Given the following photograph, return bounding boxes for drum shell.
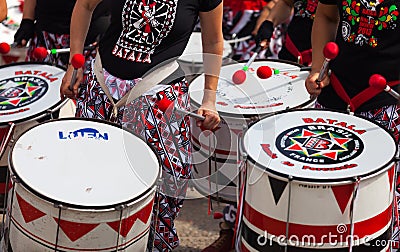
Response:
[6,179,156,251]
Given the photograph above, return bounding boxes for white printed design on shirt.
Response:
[113,0,178,63]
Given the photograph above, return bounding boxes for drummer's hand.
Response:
[305,71,331,97]
[13,19,34,47]
[197,101,220,130]
[60,65,83,100]
[253,20,273,51]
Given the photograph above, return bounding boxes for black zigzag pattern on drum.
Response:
[268,176,288,205]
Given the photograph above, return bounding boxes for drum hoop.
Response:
[0,62,67,127]
[8,117,162,210]
[242,107,399,183]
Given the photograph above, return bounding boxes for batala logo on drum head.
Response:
[0,76,48,110]
[276,125,364,164]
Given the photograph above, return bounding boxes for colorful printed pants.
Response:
[75,60,192,251]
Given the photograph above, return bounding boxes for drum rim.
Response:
[189,59,314,118]
[242,107,398,183]
[0,62,67,126]
[8,117,162,210]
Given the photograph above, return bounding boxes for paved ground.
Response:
[174,187,227,252]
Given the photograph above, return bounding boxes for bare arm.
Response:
[0,0,7,22]
[21,0,36,20]
[253,0,292,34]
[61,0,101,99]
[198,2,223,129]
[305,2,339,96]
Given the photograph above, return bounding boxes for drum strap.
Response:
[285,34,312,66]
[93,52,179,122]
[330,72,400,112]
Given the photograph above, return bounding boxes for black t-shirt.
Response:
[279,0,317,62]
[317,0,400,112]
[99,0,222,80]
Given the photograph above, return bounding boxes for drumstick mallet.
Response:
[369,74,400,99]
[33,43,98,60]
[157,97,205,120]
[316,42,339,84]
[0,42,11,54]
[69,54,85,91]
[231,20,274,84]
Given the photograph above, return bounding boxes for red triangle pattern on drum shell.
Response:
[53,218,99,242]
[331,184,353,214]
[16,193,46,223]
[107,199,154,237]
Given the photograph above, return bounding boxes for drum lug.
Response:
[10,175,20,183]
[115,204,127,211]
[53,203,68,210]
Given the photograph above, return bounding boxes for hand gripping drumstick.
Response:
[69,54,85,91]
[317,42,339,83]
[157,97,205,120]
[369,74,400,100]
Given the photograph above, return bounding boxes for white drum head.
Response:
[243,109,397,181]
[179,32,232,63]
[189,60,312,116]
[0,63,65,124]
[10,119,161,207]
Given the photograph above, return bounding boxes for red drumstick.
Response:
[317,42,339,83]
[157,97,205,120]
[33,43,98,60]
[369,74,400,100]
[232,46,264,84]
[69,54,85,90]
[0,42,11,54]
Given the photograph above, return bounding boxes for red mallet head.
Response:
[257,66,273,79]
[33,47,48,60]
[232,69,246,84]
[369,74,387,90]
[0,42,10,54]
[71,53,85,69]
[156,97,174,113]
[323,42,339,60]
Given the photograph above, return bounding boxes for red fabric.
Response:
[285,34,312,66]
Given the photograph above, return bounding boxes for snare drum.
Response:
[0,62,66,208]
[189,60,314,203]
[4,118,161,251]
[239,109,397,251]
[178,32,232,80]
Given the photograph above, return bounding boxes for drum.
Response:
[189,60,314,203]
[0,0,27,65]
[178,32,233,80]
[4,118,161,251]
[0,62,66,209]
[238,109,397,251]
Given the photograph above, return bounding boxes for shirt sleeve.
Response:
[318,0,336,5]
[199,0,222,12]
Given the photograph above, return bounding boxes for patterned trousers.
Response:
[75,60,192,251]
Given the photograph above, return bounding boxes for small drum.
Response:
[178,32,233,80]
[0,62,66,208]
[189,60,314,203]
[239,109,397,251]
[0,0,27,65]
[4,118,161,251]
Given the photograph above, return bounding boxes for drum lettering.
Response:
[14,71,58,82]
[302,118,366,135]
[302,163,357,171]
[261,144,277,159]
[0,107,29,116]
[112,45,152,63]
[59,128,109,140]
[299,184,320,188]
[289,153,324,163]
